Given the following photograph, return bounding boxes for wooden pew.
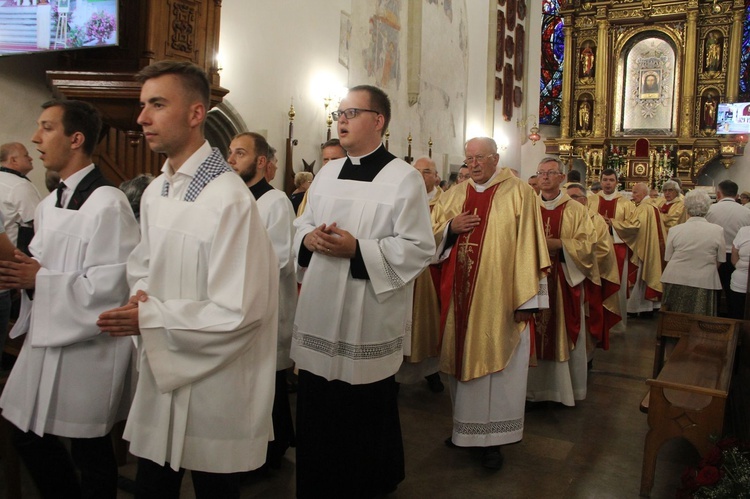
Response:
[639,311,740,497]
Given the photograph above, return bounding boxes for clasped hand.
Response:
[97,290,149,337]
[303,223,356,259]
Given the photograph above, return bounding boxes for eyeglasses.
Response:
[535,170,562,177]
[464,154,495,164]
[457,174,471,180]
[331,108,379,121]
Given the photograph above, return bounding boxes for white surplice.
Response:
[292,155,435,385]
[255,188,297,370]
[0,186,140,438]
[124,147,279,474]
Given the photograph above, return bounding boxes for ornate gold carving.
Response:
[721,144,737,155]
[653,4,686,15]
[170,2,196,54]
[609,9,643,20]
[575,16,597,28]
[694,147,719,170]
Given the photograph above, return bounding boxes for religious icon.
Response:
[639,71,660,100]
[578,101,591,131]
[703,94,717,130]
[704,31,723,73]
[579,42,595,78]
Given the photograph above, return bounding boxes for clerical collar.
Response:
[338,145,395,182]
[474,170,499,193]
[601,191,619,201]
[249,177,274,200]
[540,190,562,209]
[427,187,438,201]
[0,167,28,180]
[348,144,384,165]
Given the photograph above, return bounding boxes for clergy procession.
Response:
[0,60,740,498]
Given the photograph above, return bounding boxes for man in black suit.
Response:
[0,100,140,498]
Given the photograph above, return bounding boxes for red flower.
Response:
[695,465,721,486]
[700,446,722,466]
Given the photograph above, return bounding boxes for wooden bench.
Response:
[639,311,740,497]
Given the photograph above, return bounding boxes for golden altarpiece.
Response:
[544,0,747,189]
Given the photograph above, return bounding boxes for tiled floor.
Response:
[3,315,696,498]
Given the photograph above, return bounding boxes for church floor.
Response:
[2,315,695,498]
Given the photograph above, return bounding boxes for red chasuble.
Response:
[439,184,498,379]
[534,202,581,361]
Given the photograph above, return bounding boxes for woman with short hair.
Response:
[660,190,725,315]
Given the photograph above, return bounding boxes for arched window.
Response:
[740,0,750,100]
[539,0,564,125]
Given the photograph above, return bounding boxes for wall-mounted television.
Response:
[716,102,750,135]
[0,0,118,57]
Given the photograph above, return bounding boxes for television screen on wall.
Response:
[716,102,750,135]
[0,1,118,57]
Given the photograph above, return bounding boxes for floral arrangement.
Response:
[677,437,750,498]
[85,11,117,43]
[67,25,86,48]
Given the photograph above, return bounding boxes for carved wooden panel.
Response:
[503,63,513,121]
[495,76,502,100]
[506,0,516,31]
[167,0,199,59]
[515,26,524,81]
[496,10,505,72]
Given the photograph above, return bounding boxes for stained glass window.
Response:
[540,0,564,125]
[740,0,750,100]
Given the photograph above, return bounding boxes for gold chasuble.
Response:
[535,194,595,362]
[585,212,621,351]
[432,170,550,382]
[612,197,667,300]
[659,199,687,231]
[406,188,443,363]
[589,192,637,293]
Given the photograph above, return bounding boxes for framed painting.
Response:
[518,0,526,20]
[495,77,502,100]
[513,86,523,108]
[515,26,524,81]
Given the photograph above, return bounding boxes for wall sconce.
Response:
[517,115,541,145]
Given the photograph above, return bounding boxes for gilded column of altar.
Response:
[593,7,609,138]
[680,7,698,137]
[560,15,575,139]
[725,2,744,102]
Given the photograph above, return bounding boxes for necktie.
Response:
[55,182,67,208]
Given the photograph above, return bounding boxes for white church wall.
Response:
[0,53,57,196]
[220,0,476,185]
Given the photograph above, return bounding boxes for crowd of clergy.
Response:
[0,60,747,499]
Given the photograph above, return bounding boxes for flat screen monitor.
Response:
[0,0,118,57]
[716,102,750,135]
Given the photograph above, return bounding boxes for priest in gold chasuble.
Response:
[587,169,635,332]
[612,183,667,315]
[397,157,444,388]
[566,184,621,356]
[526,160,595,407]
[432,138,550,469]
[659,180,687,232]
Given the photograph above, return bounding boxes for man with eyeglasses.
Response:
[292,85,435,497]
[397,156,444,393]
[455,164,470,185]
[612,182,667,318]
[587,168,635,331]
[432,137,550,470]
[566,183,621,359]
[526,159,595,408]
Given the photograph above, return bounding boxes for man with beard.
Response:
[227,131,297,469]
